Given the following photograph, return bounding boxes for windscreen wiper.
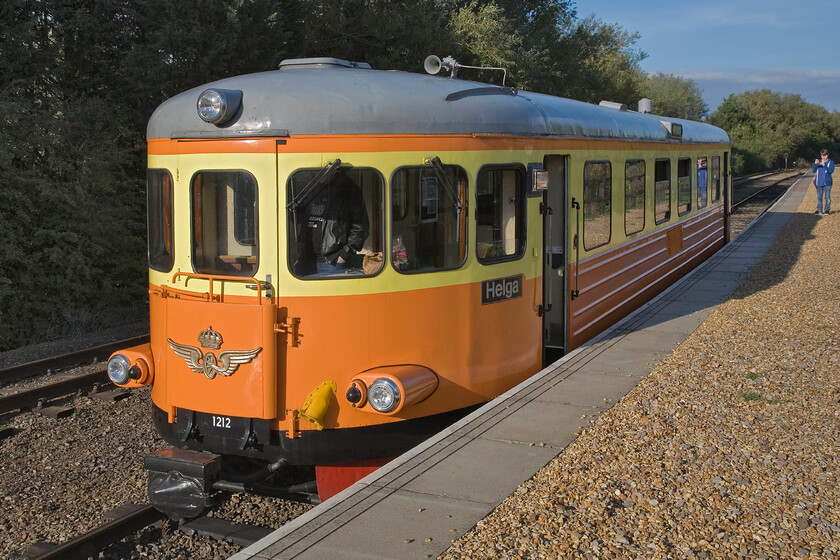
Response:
[425,156,464,213]
[287,158,342,212]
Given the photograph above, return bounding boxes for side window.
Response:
[583,161,611,250]
[655,159,671,225]
[391,164,467,273]
[476,166,525,263]
[711,155,721,202]
[624,159,645,236]
[148,169,174,272]
[678,158,691,215]
[697,156,708,209]
[287,167,383,278]
[191,171,258,277]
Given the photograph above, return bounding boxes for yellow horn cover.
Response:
[299,380,337,430]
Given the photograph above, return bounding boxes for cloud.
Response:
[666,68,840,112]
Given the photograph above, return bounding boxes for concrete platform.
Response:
[230,173,810,560]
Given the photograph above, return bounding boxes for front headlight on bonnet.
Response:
[196,88,242,125]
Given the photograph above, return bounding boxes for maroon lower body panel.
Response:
[568,207,725,350]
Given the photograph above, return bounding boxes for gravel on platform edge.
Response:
[440,187,840,559]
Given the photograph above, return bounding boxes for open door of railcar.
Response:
[541,154,568,366]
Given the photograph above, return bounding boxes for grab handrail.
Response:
[169,271,268,304]
[571,198,580,299]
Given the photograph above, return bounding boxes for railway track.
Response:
[730,168,804,237]
[0,334,149,384]
[24,503,282,560]
[0,334,149,419]
[1,168,807,559]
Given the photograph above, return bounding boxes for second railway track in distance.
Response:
[731,168,804,237]
[0,335,150,419]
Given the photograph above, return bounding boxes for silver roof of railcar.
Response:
[147,59,730,145]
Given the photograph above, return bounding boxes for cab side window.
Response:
[191,170,258,277]
[148,169,174,272]
[476,166,525,263]
[391,164,467,272]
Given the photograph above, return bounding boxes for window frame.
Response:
[475,164,527,265]
[654,158,672,225]
[624,159,646,236]
[697,155,708,209]
[582,160,612,251]
[390,163,469,274]
[147,169,175,273]
[711,155,721,203]
[285,165,385,280]
[189,169,260,277]
[677,157,692,216]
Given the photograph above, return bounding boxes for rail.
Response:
[26,504,166,560]
[0,334,149,384]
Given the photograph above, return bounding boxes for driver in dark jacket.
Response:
[296,171,369,275]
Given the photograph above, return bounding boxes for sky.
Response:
[577,0,840,113]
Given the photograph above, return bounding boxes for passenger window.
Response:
[624,160,645,236]
[391,163,467,273]
[678,158,691,215]
[697,156,708,209]
[583,161,611,250]
[655,159,671,224]
[191,171,258,277]
[476,166,525,263]
[711,156,721,202]
[148,169,174,272]
[287,167,383,278]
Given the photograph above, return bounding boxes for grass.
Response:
[746,372,759,380]
[741,391,785,404]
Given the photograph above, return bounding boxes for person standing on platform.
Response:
[813,149,834,215]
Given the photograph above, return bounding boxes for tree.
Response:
[709,90,840,173]
[641,73,708,120]
[0,0,663,350]
[448,2,647,103]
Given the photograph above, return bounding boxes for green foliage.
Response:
[641,73,708,120]
[0,0,681,351]
[709,90,840,174]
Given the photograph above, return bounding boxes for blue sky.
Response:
[577,0,839,113]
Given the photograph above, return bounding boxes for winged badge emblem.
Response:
[167,337,262,380]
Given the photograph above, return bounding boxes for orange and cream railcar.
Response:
[107,57,730,515]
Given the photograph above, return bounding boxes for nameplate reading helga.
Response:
[481,274,524,305]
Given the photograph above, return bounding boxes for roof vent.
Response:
[598,100,628,111]
[638,98,653,114]
[279,57,372,70]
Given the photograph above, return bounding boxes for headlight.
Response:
[196,88,242,125]
[107,354,132,385]
[368,379,400,413]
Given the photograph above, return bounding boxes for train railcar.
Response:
[107,56,730,517]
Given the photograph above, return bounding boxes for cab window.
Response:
[287,167,383,278]
[191,170,258,276]
[655,159,671,224]
[148,169,174,272]
[583,161,611,250]
[391,164,467,272]
[476,166,525,263]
